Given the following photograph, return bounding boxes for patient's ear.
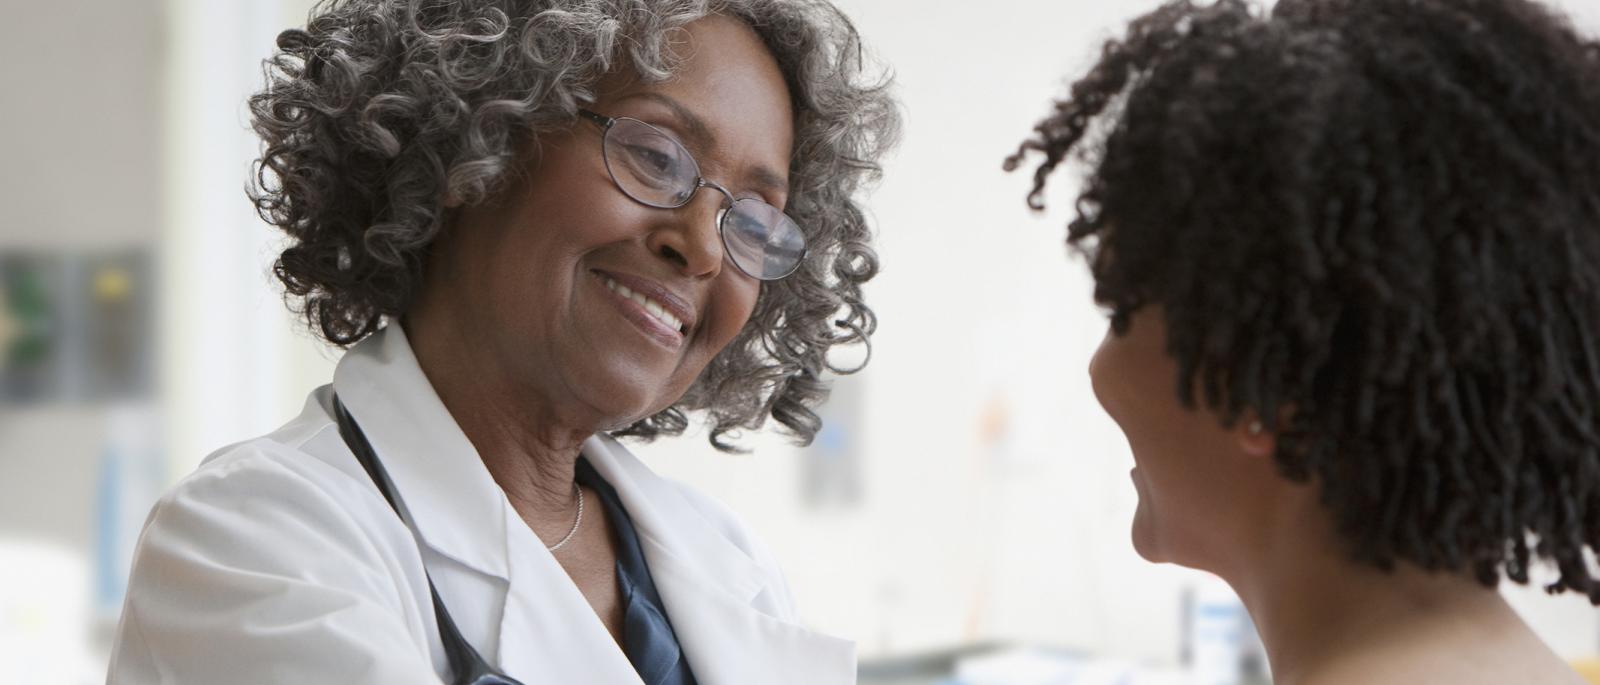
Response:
[1235,414,1276,459]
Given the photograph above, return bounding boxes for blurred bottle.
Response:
[93,402,165,618]
[1183,574,1270,685]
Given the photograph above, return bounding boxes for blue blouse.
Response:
[575,457,698,685]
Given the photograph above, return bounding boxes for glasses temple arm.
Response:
[576,109,612,128]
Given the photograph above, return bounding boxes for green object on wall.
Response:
[3,261,54,368]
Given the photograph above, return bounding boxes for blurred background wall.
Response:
[2,0,1598,683]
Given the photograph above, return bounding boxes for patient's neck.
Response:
[1243,551,1510,684]
[1219,506,1574,685]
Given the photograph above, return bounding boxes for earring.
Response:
[1247,420,1264,436]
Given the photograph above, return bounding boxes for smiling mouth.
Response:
[598,274,687,334]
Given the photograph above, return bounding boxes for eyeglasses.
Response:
[578,109,807,281]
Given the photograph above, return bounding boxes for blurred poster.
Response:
[0,253,64,402]
[0,249,153,404]
[80,251,154,401]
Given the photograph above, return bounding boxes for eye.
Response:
[625,142,678,176]
[611,124,695,193]
[623,143,688,189]
[729,211,768,242]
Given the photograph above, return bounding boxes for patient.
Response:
[1006,0,1599,683]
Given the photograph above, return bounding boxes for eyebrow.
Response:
[623,92,791,195]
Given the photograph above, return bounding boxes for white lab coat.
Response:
[108,324,854,684]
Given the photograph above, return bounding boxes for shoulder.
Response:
[134,385,420,592]
[112,402,439,683]
[179,387,391,527]
[1297,628,1586,685]
[169,394,386,533]
[140,431,412,584]
[663,473,803,620]
[659,476,777,563]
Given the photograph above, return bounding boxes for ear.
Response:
[1235,414,1276,459]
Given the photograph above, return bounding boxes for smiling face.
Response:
[410,15,793,431]
[1088,306,1286,571]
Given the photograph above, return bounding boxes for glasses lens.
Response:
[603,119,699,208]
[721,200,806,280]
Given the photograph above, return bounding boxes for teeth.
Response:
[603,277,684,333]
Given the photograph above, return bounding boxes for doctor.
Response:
[108,0,898,682]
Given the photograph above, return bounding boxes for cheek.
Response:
[655,277,758,412]
[701,277,761,349]
[1088,336,1138,433]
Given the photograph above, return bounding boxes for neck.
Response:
[1221,503,1538,685]
[401,302,594,533]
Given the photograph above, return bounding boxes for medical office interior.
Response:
[4,0,1600,683]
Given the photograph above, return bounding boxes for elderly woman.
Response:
[1009,0,1597,683]
[108,1,896,683]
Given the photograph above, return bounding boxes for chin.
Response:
[588,400,664,433]
[596,408,664,433]
[583,386,681,433]
[565,363,682,425]
[1129,506,1168,563]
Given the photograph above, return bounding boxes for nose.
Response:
[646,181,730,279]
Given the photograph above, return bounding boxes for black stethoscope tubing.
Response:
[332,395,525,685]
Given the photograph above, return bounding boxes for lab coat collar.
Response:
[584,437,858,685]
[331,324,511,580]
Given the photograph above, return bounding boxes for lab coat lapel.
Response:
[332,325,509,581]
[495,499,645,684]
[583,438,857,685]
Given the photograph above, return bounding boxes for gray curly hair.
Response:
[248,0,898,450]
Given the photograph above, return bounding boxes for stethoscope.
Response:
[332,395,526,685]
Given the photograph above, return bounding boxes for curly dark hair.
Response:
[248,0,899,450]
[1007,0,1600,602]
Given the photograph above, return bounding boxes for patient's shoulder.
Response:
[1298,634,1584,685]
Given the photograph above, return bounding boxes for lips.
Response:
[592,269,697,343]
[602,275,684,332]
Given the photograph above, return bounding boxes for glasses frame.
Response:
[578,108,807,281]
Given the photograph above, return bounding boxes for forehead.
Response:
[594,15,795,187]
[1093,306,1175,391]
